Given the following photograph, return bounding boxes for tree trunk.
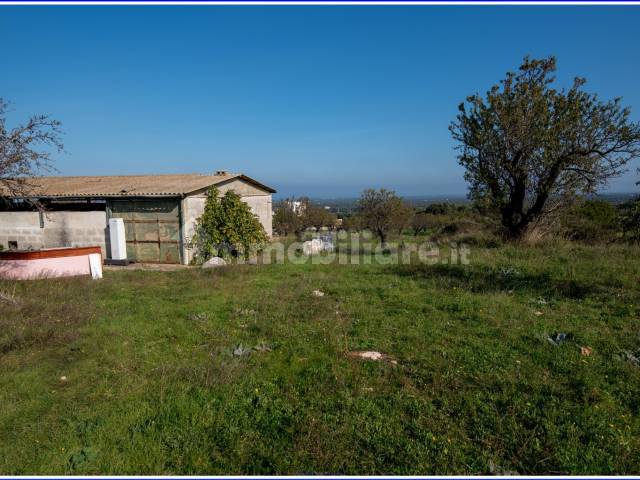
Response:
[504,222,530,241]
[378,229,387,246]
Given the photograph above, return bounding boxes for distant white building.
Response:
[288,200,306,214]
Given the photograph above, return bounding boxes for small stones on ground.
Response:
[622,350,639,366]
[357,351,382,360]
[312,290,325,297]
[231,342,274,356]
[235,307,255,316]
[0,289,19,306]
[201,257,226,268]
[232,344,252,357]
[499,267,521,277]
[580,346,593,356]
[253,342,272,352]
[547,332,571,346]
[531,297,549,305]
[347,350,397,365]
[187,312,210,321]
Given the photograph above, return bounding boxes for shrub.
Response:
[619,195,640,243]
[273,200,303,237]
[190,187,268,263]
[410,212,430,236]
[342,213,364,232]
[563,199,619,243]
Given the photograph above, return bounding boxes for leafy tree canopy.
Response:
[273,198,304,236]
[273,197,337,237]
[358,188,409,244]
[450,56,640,241]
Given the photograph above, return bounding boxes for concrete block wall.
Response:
[0,212,42,250]
[0,211,108,255]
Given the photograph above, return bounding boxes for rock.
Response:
[303,239,324,256]
[202,257,226,268]
[347,350,398,365]
[253,342,272,352]
[357,351,383,360]
[312,290,325,297]
[232,344,251,357]
[547,332,572,346]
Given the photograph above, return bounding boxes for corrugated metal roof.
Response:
[1,173,276,197]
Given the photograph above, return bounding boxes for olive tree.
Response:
[358,188,408,244]
[450,56,640,241]
[0,98,63,202]
[273,198,303,236]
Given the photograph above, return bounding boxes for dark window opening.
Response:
[0,198,107,212]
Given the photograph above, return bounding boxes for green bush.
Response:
[190,187,268,263]
[563,199,620,243]
[619,196,640,243]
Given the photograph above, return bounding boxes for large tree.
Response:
[0,98,63,201]
[450,56,640,241]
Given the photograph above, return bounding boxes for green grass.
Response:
[1,242,639,474]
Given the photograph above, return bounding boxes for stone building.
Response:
[0,172,275,264]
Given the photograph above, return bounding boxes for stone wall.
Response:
[0,211,108,255]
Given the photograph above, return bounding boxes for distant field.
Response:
[1,241,639,474]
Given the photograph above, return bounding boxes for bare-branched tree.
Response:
[0,98,63,203]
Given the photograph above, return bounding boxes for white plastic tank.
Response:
[108,218,127,261]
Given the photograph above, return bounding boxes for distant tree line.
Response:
[273,197,338,237]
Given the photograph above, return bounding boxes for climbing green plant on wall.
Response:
[190,187,268,263]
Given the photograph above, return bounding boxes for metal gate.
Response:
[108,199,182,264]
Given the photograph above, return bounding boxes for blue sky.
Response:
[1,6,640,198]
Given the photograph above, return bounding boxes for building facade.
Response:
[0,173,275,264]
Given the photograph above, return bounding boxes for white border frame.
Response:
[2,1,640,5]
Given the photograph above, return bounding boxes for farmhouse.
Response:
[0,172,275,264]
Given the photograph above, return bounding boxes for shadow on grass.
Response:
[388,263,596,300]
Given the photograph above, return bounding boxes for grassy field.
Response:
[1,241,639,474]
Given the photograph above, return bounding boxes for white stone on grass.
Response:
[202,257,226,268]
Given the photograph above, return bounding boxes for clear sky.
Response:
[2,6,640,198]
